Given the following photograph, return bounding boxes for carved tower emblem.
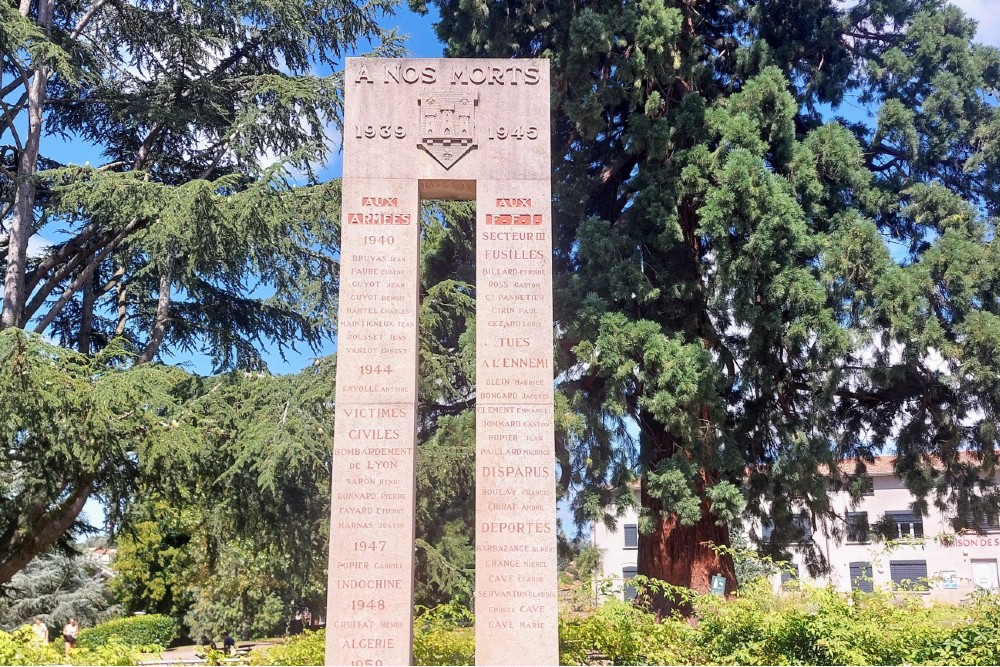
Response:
[417,92,478,169]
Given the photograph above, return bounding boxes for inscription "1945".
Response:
[487,126,538,140]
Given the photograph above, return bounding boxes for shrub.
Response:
[0,627,65,666]
[0,626,145,666]
[249,631,324,666]
[78,614,176,649]
[413,601,474,666]
[560,598,704,666]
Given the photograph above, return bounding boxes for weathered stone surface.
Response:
[326,178,419,666]
[344,59,550,181]
[475,178,557,665]
[328,58,556,666]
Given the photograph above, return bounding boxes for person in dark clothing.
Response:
[222,632,235,655]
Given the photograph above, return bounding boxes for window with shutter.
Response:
[849,561,874,593]
[960,510,1000,533]
[792,513,813,542]
[622,566,638,601]
[623,524,638,549]
[890,560,928,590]
[761,513,812,543]
[847,512,870,543]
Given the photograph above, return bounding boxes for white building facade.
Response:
[592,458,1000,603]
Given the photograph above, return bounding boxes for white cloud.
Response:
[951,0,1000,47]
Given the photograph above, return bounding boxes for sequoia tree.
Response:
[418,0,1000,612]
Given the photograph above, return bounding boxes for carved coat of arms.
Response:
[417,92,478,169]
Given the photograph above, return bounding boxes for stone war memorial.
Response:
[325,59,557,665]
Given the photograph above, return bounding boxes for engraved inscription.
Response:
[352,63,541,87]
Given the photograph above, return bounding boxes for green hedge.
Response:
[0,626,145,666]
[78,614,177,649]
[220,583,1000,665]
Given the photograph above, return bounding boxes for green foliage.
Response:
[412,602,475,666]
[0,552,120,632]
[110,501,197,624]
[223,585,1000,666]
[0,330,193,585]
[77,614,176,649]
[182,539,288,641]
[420,0,1000,600]
[560,598,704,665]
[248,631,325,666]
[0,627,66,666]
[0,626,146,666]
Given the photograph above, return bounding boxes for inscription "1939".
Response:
[355,124,406,139]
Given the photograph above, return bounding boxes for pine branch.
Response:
[24,217,144,325]
[138,253,174,364]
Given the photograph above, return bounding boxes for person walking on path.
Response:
[62,618,79,657]
[31,617,48,645]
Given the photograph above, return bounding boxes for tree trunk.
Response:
[78,270,96,353]
[240,589,251,640]
[637,483,737,618]
[138,254,173,363]
[1,0,54,330]
[637,413,737,618]
[0,474,96,586]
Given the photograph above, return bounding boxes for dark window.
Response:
[792,513,813,542]
[780,565,799,588]
[890,560,928,590]
[885,511,924,539]
[861,476,875,496]
[850,562,874,593]
[961,511,1000,533]
[622,566,638,601]
[761,513,812,543]
[623,524,638,549]
[847,512,870,543]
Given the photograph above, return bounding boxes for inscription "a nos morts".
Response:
[354,64,541,86]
